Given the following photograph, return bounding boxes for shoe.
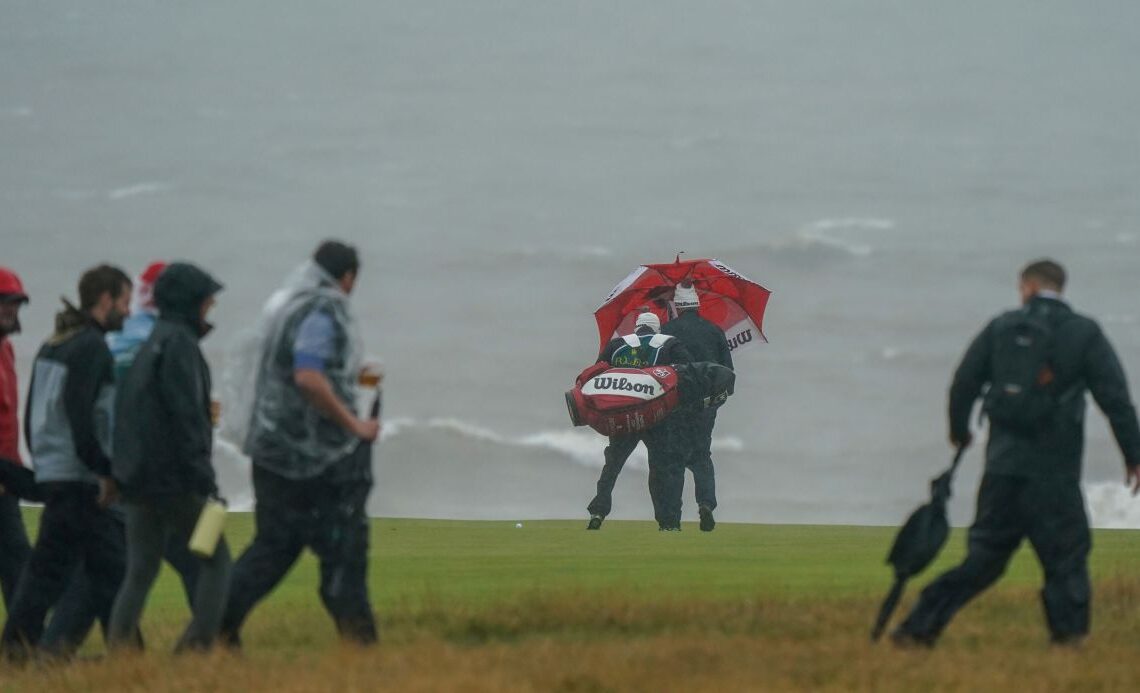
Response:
[698,506,716,532]
[1051,634,1085,649]
[587,515,603,530]
[658,525,681,532]
[890,630,935,649]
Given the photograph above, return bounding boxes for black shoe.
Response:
[587,515,603,530]
[658,525,681,532]
[698,506,716,532]
[890,630,935,649]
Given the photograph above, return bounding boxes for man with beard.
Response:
[1,265,131,661]
[0,268,32,609]
[221,240,380,646]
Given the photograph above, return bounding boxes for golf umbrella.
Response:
[870,446,967,641]
[594,257,771,355]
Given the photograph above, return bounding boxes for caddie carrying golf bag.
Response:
[566,362,734,437]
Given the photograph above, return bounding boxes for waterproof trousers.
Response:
[896,473,1091,643]
[586,435,640,518]
[1,483,126,661]
[0,493,30,608]
[108,495,231,652]
[677,409,718,512]
[221,450,377,645]
[645,424,685,529]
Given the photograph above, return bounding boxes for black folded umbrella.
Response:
[870,446,966,641]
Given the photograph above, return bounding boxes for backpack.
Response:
[982,312,1058,431]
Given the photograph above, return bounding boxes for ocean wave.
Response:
[1085,481,1140,529]
[795,218,898,258]
[108,182,173,201]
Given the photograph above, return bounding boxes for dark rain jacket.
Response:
[950,295,1140,479]
[112,263,222,500]
[661,310,734,370]
[598,326,693,368]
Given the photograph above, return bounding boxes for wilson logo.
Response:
[581,372,661,401]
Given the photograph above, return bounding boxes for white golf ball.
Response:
[515,522,523,528]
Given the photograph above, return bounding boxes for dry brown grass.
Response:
[2,577,1138,692]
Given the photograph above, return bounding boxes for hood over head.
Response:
[154,262,223,337]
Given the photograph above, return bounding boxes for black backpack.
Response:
[983,311,1058,431]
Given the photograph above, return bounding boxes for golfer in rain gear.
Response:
[586,311,692,530]
[661,282,733,531]
[893,259,1140,647]
[108,262,230,652]
[221,240,379,646]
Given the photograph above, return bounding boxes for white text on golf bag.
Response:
[582,372,662,401]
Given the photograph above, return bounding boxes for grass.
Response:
[2,512,1139,691]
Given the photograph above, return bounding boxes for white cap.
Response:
[634,312,661,332]
[673,283,700,310]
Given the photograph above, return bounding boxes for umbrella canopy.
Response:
[870,447,966,641]
[594,257,771,355]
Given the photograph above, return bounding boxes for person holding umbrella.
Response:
[593,258,767,531]
[661,282,733,532]
[892,259,1140,648]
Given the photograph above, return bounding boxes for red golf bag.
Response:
[565,363,681,437]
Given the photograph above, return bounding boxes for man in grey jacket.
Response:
[1,265,131,661]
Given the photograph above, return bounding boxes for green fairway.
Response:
[3,511,1139,691]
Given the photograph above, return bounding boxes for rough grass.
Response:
[1,515,1138,691]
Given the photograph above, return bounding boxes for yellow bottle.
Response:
[188,498,227,558]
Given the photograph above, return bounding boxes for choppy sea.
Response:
[3,1,1139,526]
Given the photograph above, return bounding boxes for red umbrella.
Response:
[595,257,771,355]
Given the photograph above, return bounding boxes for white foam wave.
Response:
[382,417,746,472]
[1115,232,1137,245]
[108,182,172,200]
[795,218,898,258]
[1085,481,1140,529]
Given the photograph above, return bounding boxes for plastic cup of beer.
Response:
[210,400,221,427]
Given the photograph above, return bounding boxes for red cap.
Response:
[0,267,28,303]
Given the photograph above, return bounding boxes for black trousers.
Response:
[39,536,199,656]
[1,483,127,660]
[644,424,685,529]
[0,493,30,609]
[221,448,376,644]
[897,473,1091,643]
[677,409,718,512]
[586,435,640,518]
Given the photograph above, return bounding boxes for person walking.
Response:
[892,259,1140,647]
[0,265,132,661]
[661,282,733,531]
[40,259,204,656]
[107,262,230,653]
[0,268,32,609]
[586,311,692,530]
[220,240,380,646]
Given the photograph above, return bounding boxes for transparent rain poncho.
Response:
[220,260,363,477]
